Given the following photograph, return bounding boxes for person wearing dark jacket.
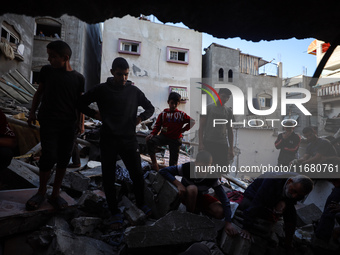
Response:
[239,173,313,251]
[78,57,154,229]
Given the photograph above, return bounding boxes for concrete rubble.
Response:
[0,116,340,254]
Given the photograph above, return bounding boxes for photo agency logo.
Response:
[196,82,312,128]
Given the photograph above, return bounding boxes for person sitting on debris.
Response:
[26,40,85,211]
[159,150,239,236]
[290,126,337,166]
[77,57,154,229]
[274,121,301,166]
[238,173,314,251]
[146,92,195,171]
[0,109,16,171]
[314,157,340,244]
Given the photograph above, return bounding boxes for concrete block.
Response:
[121,196,146,226]
[124,211,217,248]
[71,217,102,235]
[61,171,91,192]
[46,229,117,255]
[155,180,180,217]
[296,203,323,227]
[219,223,251,255]
[0,188,76,237]
[303,180,334,211]
[150,172,165,193]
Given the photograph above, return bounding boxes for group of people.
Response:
[0,39,337,251]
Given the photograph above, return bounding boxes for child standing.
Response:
[146,92,195,171]
[26,40,85,210]
[78,57,154,229]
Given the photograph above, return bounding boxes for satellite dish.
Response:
[17,44,24,55]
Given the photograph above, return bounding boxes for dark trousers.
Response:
[315,186,340,241]
[147,134,182,166]
[100,131,145,214]
[203,140,229,167]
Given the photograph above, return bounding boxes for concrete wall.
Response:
[101,15,202,117]
[32,15,101,89]
[0,14,35,80]
[233,128,280,178]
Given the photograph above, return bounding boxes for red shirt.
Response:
[151,108,194,139]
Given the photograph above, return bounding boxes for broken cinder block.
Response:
[124,211,217,248]
[219,223,251,255]
[296,203,322,227]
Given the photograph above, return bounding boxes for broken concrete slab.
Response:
[5,159,39,188]
[124,210,217,248]
[57,171,91,193]
[144,173,180,219]
[0,188,76,237]
[71,217,102,235]
[121,196,146,226]
[303,180,334,211]
[43,228,117,255]
[296,203,323,227]
[219,223,251,255]
[79,166,102,178]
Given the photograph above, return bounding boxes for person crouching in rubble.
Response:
[159,150,239,236]
[77,57,155,229]
[26,40,85,210]
[238,173,314,252]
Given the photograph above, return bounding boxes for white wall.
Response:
[101,15,202,120]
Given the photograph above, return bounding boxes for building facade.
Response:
[101,15,202,123]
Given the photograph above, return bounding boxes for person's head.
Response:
[284,175,314,200]
[302,126,317,143]
[46,40,72,69]
[168,92,181,111]
[110,57,129,86]
[219,88,231,105]
[195,150,213,166]
[283,121,295,133]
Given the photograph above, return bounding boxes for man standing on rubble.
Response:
[238,173,314,252]
[26,40,85,210]
[78,57,154,229]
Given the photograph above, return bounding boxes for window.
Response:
[35,18,62,39]
[219,68,224,81]
[118,38,141,55]
[167,46,189,64]
[1,22,20,44]
[228,69,233,82]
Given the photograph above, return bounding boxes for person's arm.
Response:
[146,113,162,141]
[138,90,155,122]
[27,82,45,127]
[181,113,195,133]
[77,88,99,120]
[274,133,284,149]
[282,202,297,249]
[213,185,239,236]
[227,124,234,160]
[198,115,207,151]
[301,153,322,165]
[159,165,186,197]
[283,134,300,154]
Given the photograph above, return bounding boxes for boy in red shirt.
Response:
[146,92,195,171]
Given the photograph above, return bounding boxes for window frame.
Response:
[166,46,189,64]
[118,38,141,55]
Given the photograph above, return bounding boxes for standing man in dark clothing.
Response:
[26,40,85,211]
[199,88,234,168]
[275,121,301,166]
[78,57,154,229]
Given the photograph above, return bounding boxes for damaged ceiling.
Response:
[2,1,340,43]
